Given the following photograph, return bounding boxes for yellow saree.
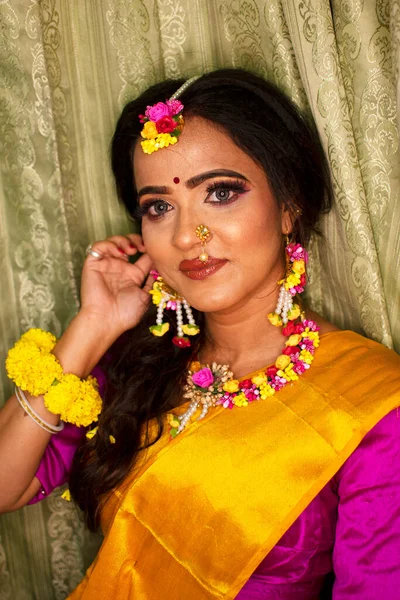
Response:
[69,331,400,599]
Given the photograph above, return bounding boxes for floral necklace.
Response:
[168,317,320,438]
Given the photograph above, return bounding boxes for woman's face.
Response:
[133,117,291,314]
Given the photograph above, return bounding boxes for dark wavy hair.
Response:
[69,68,332,530]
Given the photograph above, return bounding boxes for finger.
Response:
[142,272,154,294]
[125,233,146,253]
[86,240,129,261]
[130,253,153,286]
[104,234,145,256]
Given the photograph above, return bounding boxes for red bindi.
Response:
[173,177,180,184]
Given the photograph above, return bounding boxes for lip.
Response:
[179,257,228,280]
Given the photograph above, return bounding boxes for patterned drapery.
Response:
[1,1,399,597]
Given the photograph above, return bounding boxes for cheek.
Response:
[141,222,169,261]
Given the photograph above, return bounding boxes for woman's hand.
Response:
[80,233,153,337]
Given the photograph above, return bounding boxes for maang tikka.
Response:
[268,236,308,327]
[149,270,200,348]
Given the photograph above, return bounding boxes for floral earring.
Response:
[149,270,200,347]
[268,237,308,327]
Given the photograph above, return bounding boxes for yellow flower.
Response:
[285,273,301,290]
[292,260,305,274]
[86,426,98,439]
[233,393,248,407]
[283,366,298,381]
[141,121,158,139]
[21,329,57,352]
[286,334,302,347]
[61,489,71,502]
[275,354,291,370]
[189,361,201,373]
[167,413,180,429]
[305,331,319,343]
[109,435,116,444]
[223,379,240,393]
[44,374,102,427]
[141,139,157,154]
[259,383,275,399]
[149,323,170,337]
[182,324,200,336]
[287,304,301,321]
[251,372,267,386]
[299,349,314,365]
[6,343,63,397]
[141,134,178,154]
[267,312,283,327]
[149,283,163,305]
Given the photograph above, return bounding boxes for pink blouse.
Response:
[29,371,400,598]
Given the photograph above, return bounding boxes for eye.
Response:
[134,199,172,220]
[214,188,231,201]
[148,200,170,217]
[205,179,248,205]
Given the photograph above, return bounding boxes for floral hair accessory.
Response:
[139,76,200,155]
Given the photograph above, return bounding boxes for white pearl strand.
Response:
[182,299,196,327]
[176,301,184,338]
[156,299,165,326]
[275,285,293,324]
[169,75,200,100]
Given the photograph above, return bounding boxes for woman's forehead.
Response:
[133,116,263,188]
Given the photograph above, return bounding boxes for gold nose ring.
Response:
[195,224,211,263]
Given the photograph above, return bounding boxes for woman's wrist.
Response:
[53,310,121,378]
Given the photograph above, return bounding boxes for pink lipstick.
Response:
[179,257,227,280]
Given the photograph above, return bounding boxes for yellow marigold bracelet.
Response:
[6,329,102,427]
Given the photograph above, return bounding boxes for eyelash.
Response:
[134,179,248,221]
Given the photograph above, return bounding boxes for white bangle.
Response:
[15,386,64,435]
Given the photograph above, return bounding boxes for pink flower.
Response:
[145,102,170,122]
[300,338,315,353]
[166,99,183,115]
[303,320,320,332]
[156,116,176,134]
[192,367,214,388]
[287,243,308,263]
[293,361,306,374]
[166,300,177,310]
[150,269,159,279]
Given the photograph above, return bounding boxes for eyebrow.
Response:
[136,169,249,201]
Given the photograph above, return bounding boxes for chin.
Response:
[183,289,242,314]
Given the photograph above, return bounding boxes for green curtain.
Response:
[0,0,399,597]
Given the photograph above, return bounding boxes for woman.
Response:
[0,69,399,599]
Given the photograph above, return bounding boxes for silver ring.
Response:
[85,244,103,259]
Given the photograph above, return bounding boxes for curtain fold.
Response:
[0,1,399,597]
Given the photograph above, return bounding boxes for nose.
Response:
[172,210,205,255]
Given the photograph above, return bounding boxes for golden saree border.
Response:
[69,331,400,599]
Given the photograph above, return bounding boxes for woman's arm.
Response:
[332,408,400,598]
[0,311,116,512]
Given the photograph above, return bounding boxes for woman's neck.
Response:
[200,292,287,378]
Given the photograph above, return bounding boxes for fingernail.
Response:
[118,248,127,255]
